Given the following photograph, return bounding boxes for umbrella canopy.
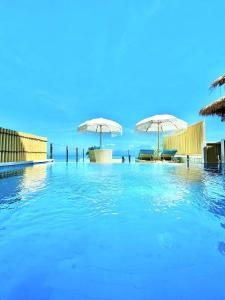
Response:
[135,114,187,156]
[135,114,187,132]
[199,96,225,121]
[77,117,122,147]
[210,74,225,89]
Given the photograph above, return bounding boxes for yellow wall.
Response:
[0,127,47,163]
[163,121,205,155]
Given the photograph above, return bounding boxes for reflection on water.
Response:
[21,164,47,193]
[0,163,225,299]
[204,163,225,175]
[0,168,25,179]
[166,164,225,220]
[0,163,225,217]
[0,163,225,223]
[201,165,225,219]
[173,165,204,183]
[218,241,225,255]
[0,164,47,208]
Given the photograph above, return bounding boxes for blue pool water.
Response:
[0,162,225,300]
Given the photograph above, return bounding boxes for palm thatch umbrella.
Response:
[210,74,225,89]
[199,96,225,121]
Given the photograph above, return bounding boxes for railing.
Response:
[0,127,47,163]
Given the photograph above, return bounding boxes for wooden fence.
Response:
[0,127,47,163]
[163,121,205,155]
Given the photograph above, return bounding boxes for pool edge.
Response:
[0,159,54,168]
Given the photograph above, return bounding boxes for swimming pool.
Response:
[0,162,225,300]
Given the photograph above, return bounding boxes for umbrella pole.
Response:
[100,125,102,148]
[157,123,160,159]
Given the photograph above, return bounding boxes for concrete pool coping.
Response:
[0,159,54,168]
[135,159,182,163]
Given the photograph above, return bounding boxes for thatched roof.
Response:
[210,74,225,89]
[199,96,225,117]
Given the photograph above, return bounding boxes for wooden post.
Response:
[66,146,68,162]
[128,149,131,163]
[83,148,85,162]
[0,128,3,163]
[157,123,160,159]
[187,155,190,168]
[12,131,15,162]
[15,132,18,162]
[2,129,6,162]
[76,147,78,162]
[19,133,23,162]
[100,125,102,148]
[50,143,53,159]
[5,129,9,162]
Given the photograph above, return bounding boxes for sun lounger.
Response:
[138,149,155,161]
[161,150,177,161]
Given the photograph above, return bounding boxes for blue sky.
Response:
[0,0,225,155]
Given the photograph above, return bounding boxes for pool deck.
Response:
[0,159,54,168]
[135,159,182,164]
[89,159,122,164]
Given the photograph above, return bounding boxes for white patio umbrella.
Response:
[135,114,187,157]
[77,117,122,148]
